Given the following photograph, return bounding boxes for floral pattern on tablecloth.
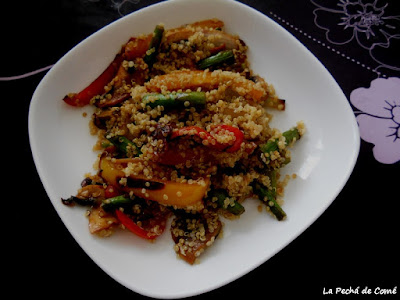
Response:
[351,77,400,164]
[311,0,400,164]
[311,0,400,74]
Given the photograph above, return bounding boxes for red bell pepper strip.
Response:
[170,126,225,151]
[63,53,124,107]
[171,126,209,140]
[213,125,244,153]
[115,209,159,240]
[170,125,244,152]
[63,34,153,107]
[104,184,121,199]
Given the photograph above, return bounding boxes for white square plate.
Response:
[29,0,360,298]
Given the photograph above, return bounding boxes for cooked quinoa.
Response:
[62,19,305,264]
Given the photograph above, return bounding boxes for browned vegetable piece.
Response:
[250,75,285,110]
[113,57,148,88]
[164,19,225,44]
[88,206,118,235]
[93,109,117,130]
[98,153,209,210]
[163,19,243,52]
[145,70,266,102]
[166,29,240,50]
[123,34,153,60]
[171,211,222,264]
[95,93,130,108]
[183,19,225,30]
[76,184,106,200]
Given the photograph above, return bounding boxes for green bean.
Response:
[252,171,286,221]
[142,92,206,108]
[283,128,301,145]
[208,189,245,216]
[107,135,141,157]
[197,50,234,69]
[259,127,301,154]
[144,24,164,68]
[101,195,133,212]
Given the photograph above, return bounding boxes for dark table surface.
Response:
[3,0,399,298]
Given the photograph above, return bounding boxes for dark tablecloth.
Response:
[3,0,398,298]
